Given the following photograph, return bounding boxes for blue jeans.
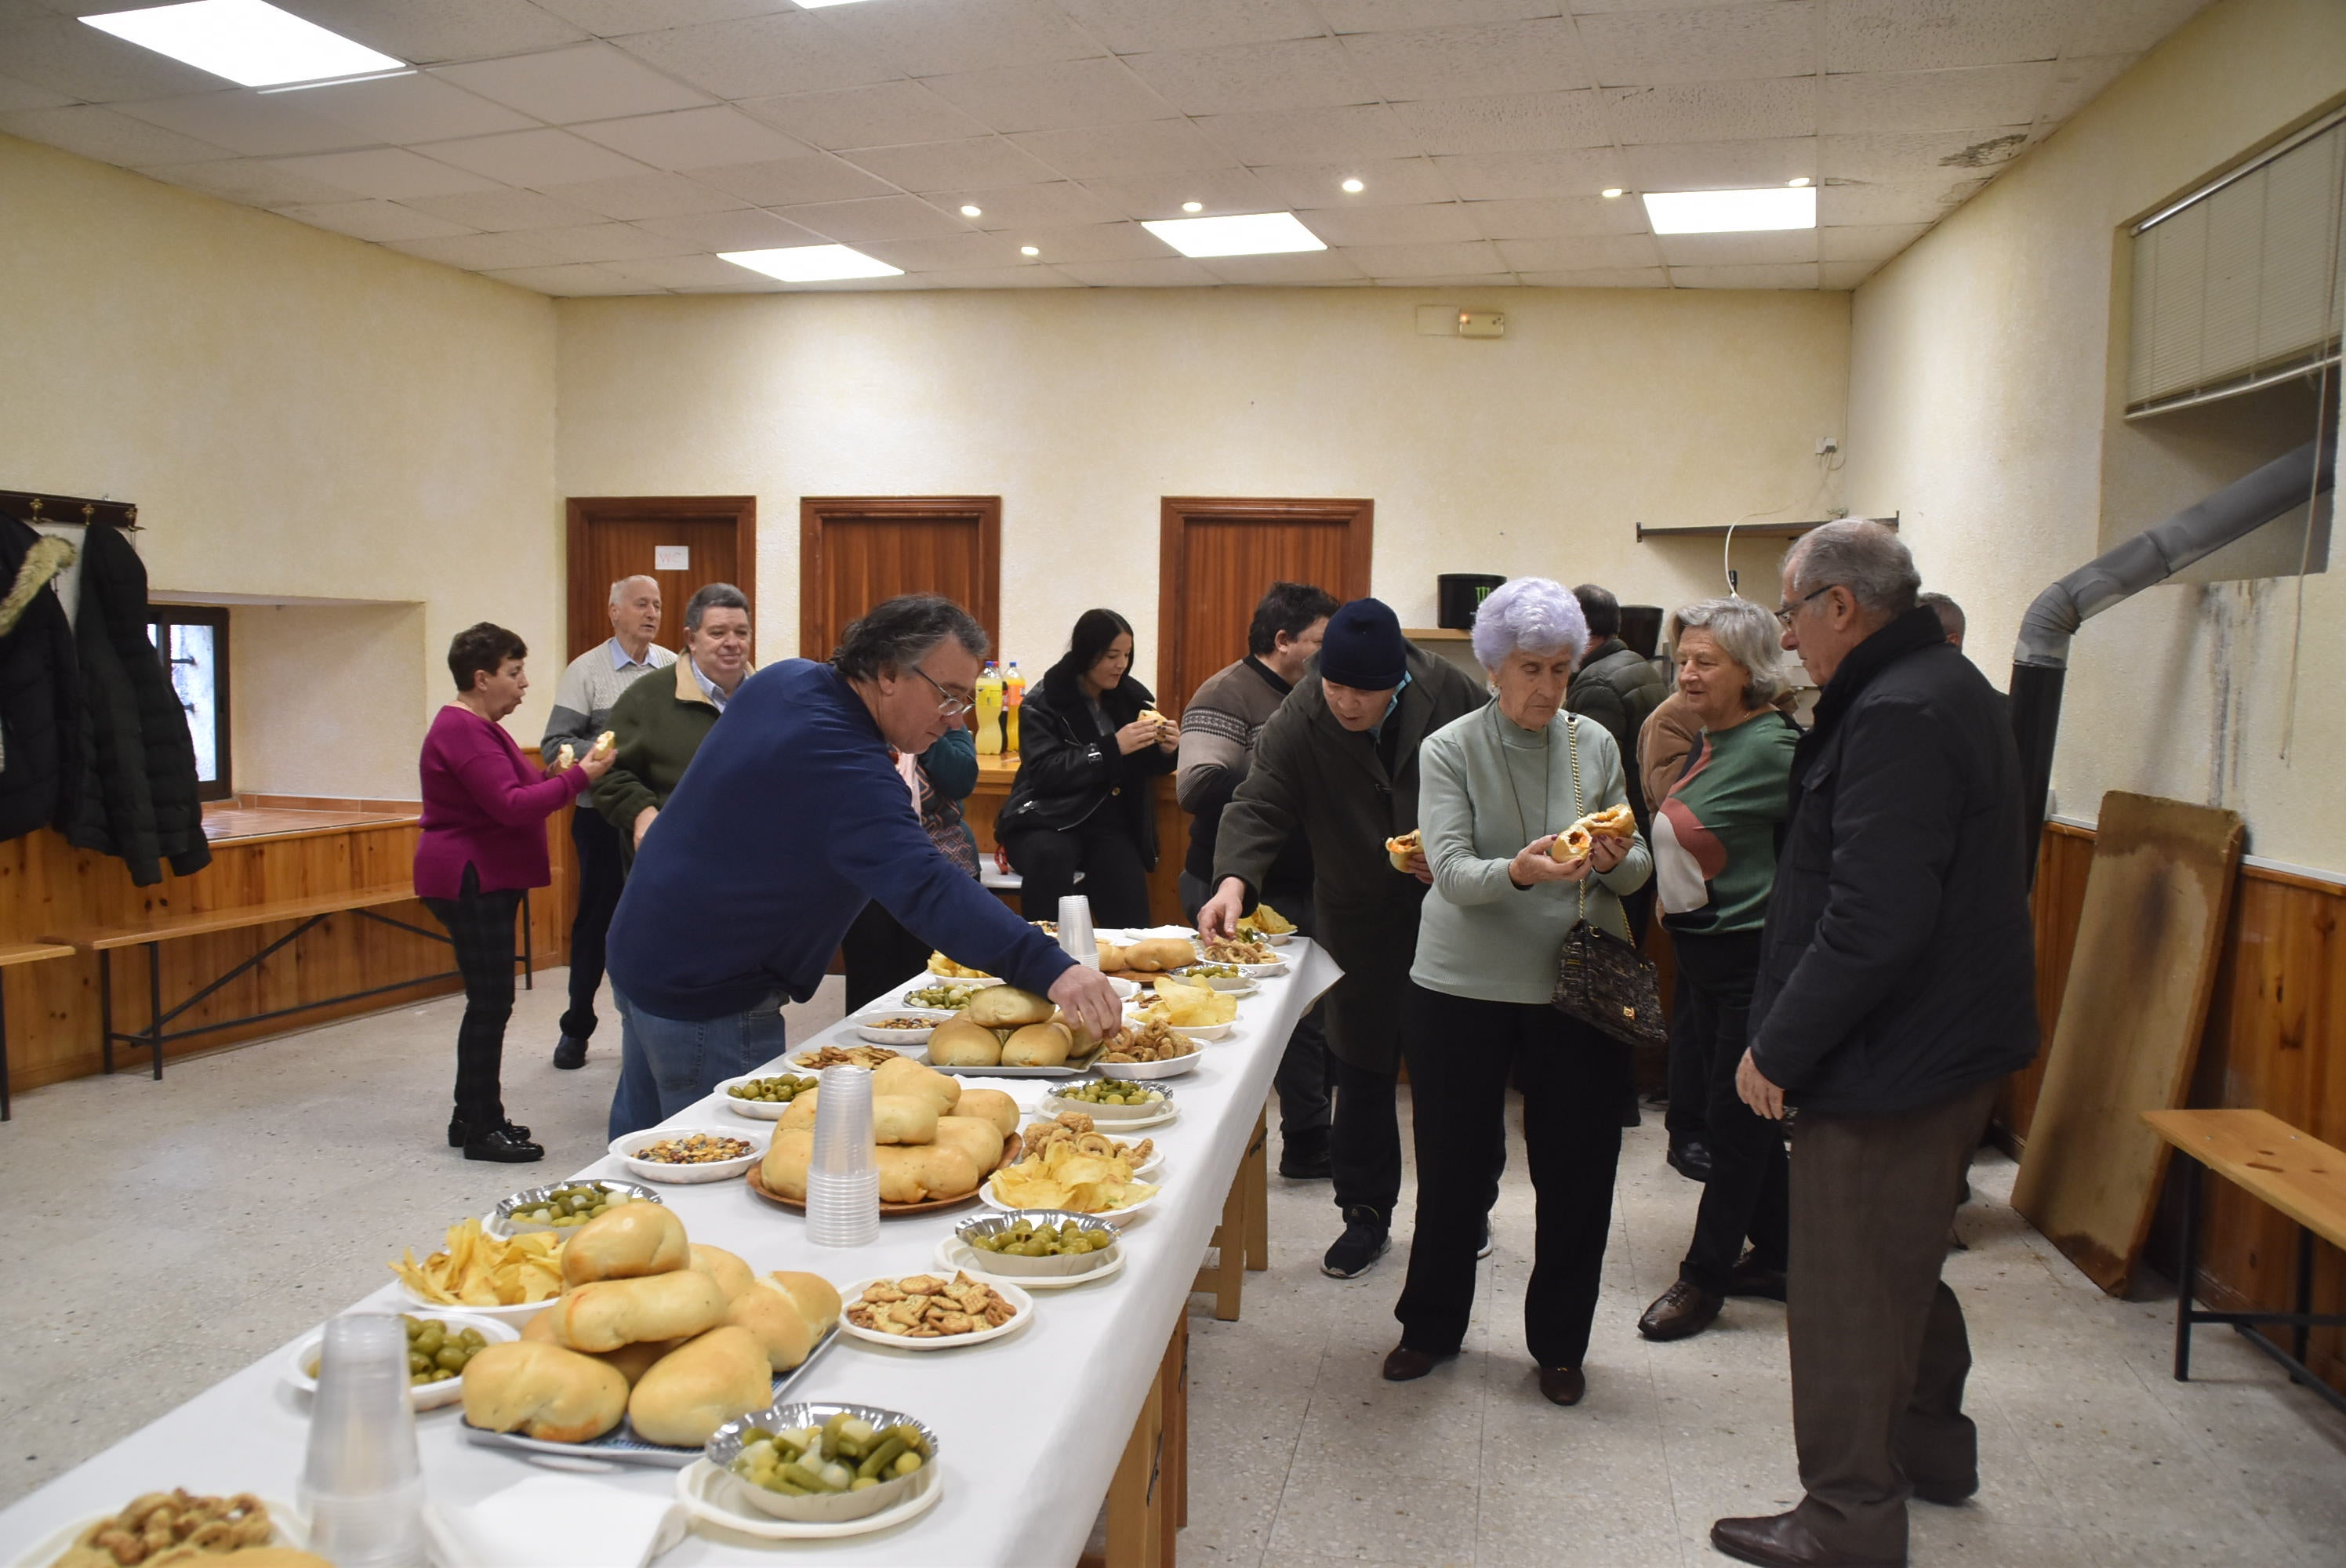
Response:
[608,987,784,1141]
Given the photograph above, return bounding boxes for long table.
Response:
[0,942,1339,1566]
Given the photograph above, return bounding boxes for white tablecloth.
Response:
[0,942,1340,1567]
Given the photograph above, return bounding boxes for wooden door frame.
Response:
[799,495,1003,659]
[565,495,757,662]
[1155,495,1374,706]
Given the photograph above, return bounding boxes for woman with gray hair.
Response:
[1383,575,1651,1407]
[1635,596,1803,1343]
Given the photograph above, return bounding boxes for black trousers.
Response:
[561,805,625,1041]
[422,866,522,1132]
[1004,820,1152,927]
[1182,872,1330,1148]
[1672,928,1789,1293]
[1663,964,1709,1142]
[1395,983,1628,1370]
[841,898,935,1014]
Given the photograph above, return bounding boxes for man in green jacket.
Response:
[594,583,752,868]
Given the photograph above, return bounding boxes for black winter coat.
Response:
[0,516,82,844]
[996,657,1176,867]
[1748,608,2037,1116]
[1568,637,1670,821]
[65,524,212,885]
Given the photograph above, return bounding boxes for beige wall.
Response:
[1842,0,2346,869]
[556,287,1851,682]
[0,134,560,798]
[227,601,429,801]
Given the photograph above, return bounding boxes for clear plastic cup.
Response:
[1058,895,1099,970]
[808,1064,879,1246]
[301,1314,425,1568]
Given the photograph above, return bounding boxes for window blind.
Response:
[2128,114,2346,417]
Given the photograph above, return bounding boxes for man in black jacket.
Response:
[1712,523,2037,1568]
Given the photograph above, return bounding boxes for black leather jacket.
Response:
[995,655,1176,866]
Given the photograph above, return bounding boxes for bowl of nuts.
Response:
[608,1127,768,1184]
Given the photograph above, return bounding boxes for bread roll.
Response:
[626,1325,772,1448]
[214,1553,336,1568]
[558,1200,688,1288]
[689,1243,755,1301]
[1000,1020,1072,1067]
[1118,938,1197,973]
[874,1142,981,1203]
[551,1269,728,1353]
[871,1092,941,1145]
[872,1054,961,1112]
[932,1113,1004,1176]
[723,1270,843,1372]
[953,1087,1019,1138]
[521,1308,676,1384]
[1097,938,1128,972]
[928,1017,1002,1066]
[460,1340,628,1444]
[966,985,1054,1028]
[776,1089,819,1131]
[762,1127,812,1200]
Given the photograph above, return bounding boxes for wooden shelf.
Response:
[1402,627,1473,641]
[1636,513,1898,542]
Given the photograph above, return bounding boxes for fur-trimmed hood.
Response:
[0,534,74,640]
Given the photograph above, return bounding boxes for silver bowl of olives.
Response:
[708,1402,940,1523]
[491,1179,662,1235]
[1042,1080,1174,1120]
[954,1210,1121,1278]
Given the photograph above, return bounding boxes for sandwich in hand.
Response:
[1385,829,1422,872]
[590,729,617,760]
[1551,804,1636,862]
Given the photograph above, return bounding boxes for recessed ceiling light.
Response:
[1182,201,1203,213]
[1641,186,1816,234]
[82,0,401,88]
[959,205,982,217]
[1020,245,1040,256]
[1142,211,1324,258]
[1600,187,1625,199]
[1340,177,1365,194]
[1788,176,1811,188]
[718,245,902,283]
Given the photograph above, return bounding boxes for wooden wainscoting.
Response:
[2001,820,2346,1394]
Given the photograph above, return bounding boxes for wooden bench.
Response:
[2143,1108,2346,1418]
[49,887,531,1082]
[0,941,77,1122]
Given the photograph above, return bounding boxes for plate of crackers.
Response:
[836,1272,1033,1351]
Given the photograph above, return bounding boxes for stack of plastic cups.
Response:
[1058,894,1099,971]
[806,1062,880,1246]
[300,1314,426,1568]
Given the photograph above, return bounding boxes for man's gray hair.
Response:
[608,573,659,608]
[1784,520,1920,619]
[1918,590,1964,640]
[683,581,749,632]
[1471,576,1589,670]
[1673,597,1790,708]
[832,594,990,681]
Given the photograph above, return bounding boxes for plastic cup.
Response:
[300,1314,425,1568]
[808,1064,879,1246]
[1058,895,1099,970]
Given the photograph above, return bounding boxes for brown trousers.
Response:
[1786,1080,1999,1561]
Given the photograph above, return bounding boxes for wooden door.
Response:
[565,497,757,662]
[1156,497,1373,717]
[800,496,1001,659]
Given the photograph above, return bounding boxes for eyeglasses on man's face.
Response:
[910,663,974,717]
[1776,584,1838,629]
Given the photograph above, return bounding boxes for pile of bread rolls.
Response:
[1098,938,1197,974]
[924,986,1094,1070]
[460,1203,840,1449]
[761,1056,1019,1204]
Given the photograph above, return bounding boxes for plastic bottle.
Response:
[1003,661,1024,755]
[974,662,1004,755]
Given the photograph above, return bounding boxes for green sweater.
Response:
[1412,705,1654,1006]
[592,659,724,863]
[1654,711,1799,936]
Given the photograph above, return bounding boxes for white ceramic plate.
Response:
[9,1498,306,1568]
[713,1073,821,1121]
[1037,1093,1178,1131]
[285,1312,518,1410]
[1095,1051,1203,1080]
[979,1180,1159,1225]
[851,1007,956,1046]
[931,1235,1128,1290]
[1168,971,1259,996]
[392,1280,558,1323]
[610,1125,769,1185]
[835,1276,1035,1350]
[1233,959,1288,978]
[1105,975,1140,1001]
[674,1458,943,1541]
[1125,1012,1236,1043]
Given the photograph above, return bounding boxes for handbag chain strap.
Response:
[1565,717,1632,944]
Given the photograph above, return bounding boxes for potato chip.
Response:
[1144,977,1237,1028]
[992,1142,1157,1214]
[1239,903,1295,935]
[390,1218,563,1305]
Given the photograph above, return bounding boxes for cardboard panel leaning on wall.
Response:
[227,601,430,801]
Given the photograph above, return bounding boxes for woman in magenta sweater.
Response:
[418,623,610,1162]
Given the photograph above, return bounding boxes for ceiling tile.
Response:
[1669,261,1819,288]
[0,71,74,113]
[0,104,234,165]
[1819,220,1927,260]
[1339,20,1594,100]
[1316,1,1564,31]
[634,205,820,249]
[913,263,1078,287]
[1297,201,1480,245]
[1253,155,1460,208]
[1124,39,1376,117]
[0,14,225,102]
[274,199,474,243]
[267,148,502,200]
[611,10,899,100]
[534,170,748,219]
[1657,228,1818,265]
[419,128,655,187]
[843,136,1061,192]
[1197,103,1432,166]
[530,0,790,38]
[1055,0,1324,53]
[928,180,1128,227]
[481,262,656,295]
[1465,194,1651,238]
[1818,65,2050,133]
[1200,249,1370,283]
[1818,176,1981,225]
[1341,239,1509,276]
[402,188,607,230]
[142,157,364,208]
[292,0,591,65]
[289,73,539,145]
[435,44,713,125]
[383,230,571,270]
[692,153,897,204]
[112,92,372,159]
[1823,0,2065,75]
[2060,0,2212,59]
[527,221,695,263]
[572,106,811,170]
[1009,118,1232,178]
[1079,166,1276,220]
[1625,135,1816,189]
[1819,257,1879,289]
[739,82,990,150]
[1392,91,1611,156]
[856,231,1034,270]
[1516,267,1669,288]
[996,220,1171,262]
[1819,128,2027,183]
[1433,147,1625,200]
[601,251,775,289]
[811,0,1104,78]
[921,56,1177,134]
[1368,271,1516,286]
[775,194,972,241]
[1055,256,1220,285]
[2036,53,2138,124]
[1578,3,1817,87]
[1495,233,1663,269]
[1602,77,1817,143]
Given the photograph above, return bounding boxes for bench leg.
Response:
[2174,1156,2202,1383]
[1,969,11,1122]
[147,942,165,1081]
[99,948,114,1076]
[2293,1226,2315,1369]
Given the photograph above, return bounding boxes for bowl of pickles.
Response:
[709,1403,939,1523]
[715,1073,819,1120]
[285,1311,518,1410]
[491,1180,662,1235]
[1042,1080,1173,1121]
[953,1211,1121,1279]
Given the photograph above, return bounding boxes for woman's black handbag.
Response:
[1550,717,1669,1051]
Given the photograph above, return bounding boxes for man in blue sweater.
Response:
[604,596,1123,1133]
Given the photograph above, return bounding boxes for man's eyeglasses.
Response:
[910,663,974,718]
[1776,583,1837,628]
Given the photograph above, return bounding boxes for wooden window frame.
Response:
[145,604,232,802]
[1155,495,1375,706]
[565,495,757,665]
[799,495,1003,659]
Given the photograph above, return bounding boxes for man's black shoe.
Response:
[1321,1205,1390,1278]
[553,1035,588,1069]
[1726,1248,1788,1301]
[1668,1137,1712,1182]
[1278,1134,1332,1180]
[463,1127,545,1163]
[449,1116,532,1148]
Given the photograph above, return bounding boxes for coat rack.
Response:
[0,488,140,531]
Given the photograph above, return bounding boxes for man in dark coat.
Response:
[1199,598,1487,1279]
[1712,522,2037,1568]
[0,517,81,844]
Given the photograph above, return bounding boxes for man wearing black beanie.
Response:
[1200,597,1489,1278]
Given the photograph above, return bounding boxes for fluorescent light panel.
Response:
[719,245,902,282]
[1141,211,1324,259]
[1641,186,1815,234]
[83,0,401,89]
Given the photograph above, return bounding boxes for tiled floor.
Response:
[5,969,2343,1565]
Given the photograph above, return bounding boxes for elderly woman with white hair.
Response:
[1382,576,1651,1407]
[1635,597,1803,1345]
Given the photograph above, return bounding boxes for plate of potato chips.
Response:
[390,1218,563,1318]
